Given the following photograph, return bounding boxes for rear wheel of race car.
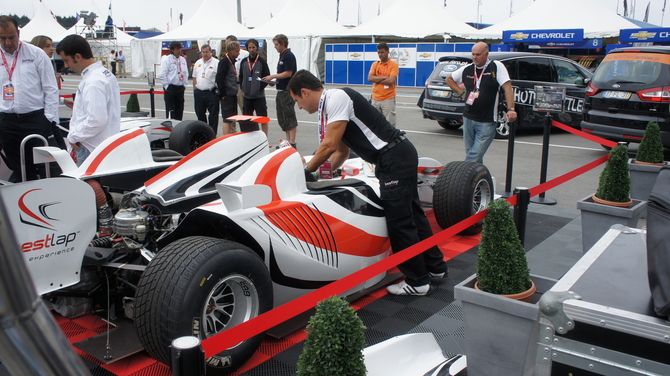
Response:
[433,161,493,235]
[134,236,273,375]
[169,120,215,155]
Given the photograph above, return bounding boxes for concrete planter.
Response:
[576,195,647,252]
[454,274,556,376]
[629,159,668,218]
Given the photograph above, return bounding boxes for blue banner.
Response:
[530,39,602,49]
[503,29,584,43]
[619,28,670,42]
[161,41,192,50]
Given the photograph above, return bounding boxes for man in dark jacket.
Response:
[216,41,240,135]
[238,39,271,139]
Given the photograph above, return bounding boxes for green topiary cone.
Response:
[476,198,531,295]
[596,144,631,203]
[297,296,366,376]
[126,93,140,112]
[635,121,664,164]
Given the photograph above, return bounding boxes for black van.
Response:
[581,46,670,148]
[421,52,592,139]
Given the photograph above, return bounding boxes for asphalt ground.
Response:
[58,74,664,211]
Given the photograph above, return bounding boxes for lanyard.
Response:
[226,55,237,77]
[247,54,259,74]
[317,90,328,143]
[278,48,291,67]
[1,42,21,82]
[473,60,490,92]
[175,55,182,73]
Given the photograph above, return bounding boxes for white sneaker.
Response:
[386,281,430,296]
[429,271,448,279]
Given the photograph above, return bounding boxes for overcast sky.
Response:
[4,0,667,32]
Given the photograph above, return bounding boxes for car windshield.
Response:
[592,53,669,86]
[430,60,470,80]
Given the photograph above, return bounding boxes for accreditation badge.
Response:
[3,84,14,101]
[466,91,479,105]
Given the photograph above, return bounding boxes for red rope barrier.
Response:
[60,90,165,99]
[552,120,618,148]
[200,119,615,358]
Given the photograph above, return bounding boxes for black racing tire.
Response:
[438,120,462,130]
[433,161,493,235]
[134,236,273,375]
[169,120,215,155]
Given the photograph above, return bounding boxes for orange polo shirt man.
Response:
[368,42,399,127]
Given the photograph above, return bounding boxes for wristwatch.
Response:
[508,108,516,111]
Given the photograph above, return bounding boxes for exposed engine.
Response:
[46,192,182,320]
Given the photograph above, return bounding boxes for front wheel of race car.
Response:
[134,236,273,375]
[169,120,216,155]
[432,161,493,235]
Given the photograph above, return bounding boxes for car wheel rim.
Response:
[190,131,211,151]
[202,274,259,346]
[496,118,510,137]
[472,178,492,214]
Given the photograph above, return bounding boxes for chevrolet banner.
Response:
[619,28,670,43]
[503,29,584,43]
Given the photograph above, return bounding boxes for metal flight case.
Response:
[535,225,670,376]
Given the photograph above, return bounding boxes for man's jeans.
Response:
[463,118,496,164]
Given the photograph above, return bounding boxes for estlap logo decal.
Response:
[18,189,59,230]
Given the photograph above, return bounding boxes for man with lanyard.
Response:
[0,16,59,182]
[192,44,219,134]
[446,42,516,164]
[216,41,240,135]
[225,35,248,130]
[238,39,270,140]
[159,41,188,120]
[56,35,120,165]
[288,70,449,296]
[263,34,298,149]
[368,42,399,127]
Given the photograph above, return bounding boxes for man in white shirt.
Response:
[159,41,188,120]
[192,44,219,134]
[115,50,126,78]
[56,34,120,166]
[0,16,59,181]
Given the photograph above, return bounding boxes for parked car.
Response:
[581,46,670,148]
[420,52,593,139]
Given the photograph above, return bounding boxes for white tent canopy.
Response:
[19,2,67,42]
[346,0,478,39]
[471,0,641,39]
[246,0,349,38]
[245,0,350,79]
[131,0,248,78]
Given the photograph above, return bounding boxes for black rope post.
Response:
[499,118,517,198]
[530,112,557,205]
[170,336,205,376]
[513,187,531,247]
[149,88,156,118]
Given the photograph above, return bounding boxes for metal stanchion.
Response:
[149,87,156,118]
[499,119,517,198]
[530,112,557,205]
[513,187,531,247]
[170,336,206,376]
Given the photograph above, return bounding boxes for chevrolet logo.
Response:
[630,31,657,40]
[351,53,361,58]
[419,53,431,58]
[510,32,529,40]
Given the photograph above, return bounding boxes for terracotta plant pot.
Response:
[633,160,666,167]
[592,194,633,208]
[474,280,537,303]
